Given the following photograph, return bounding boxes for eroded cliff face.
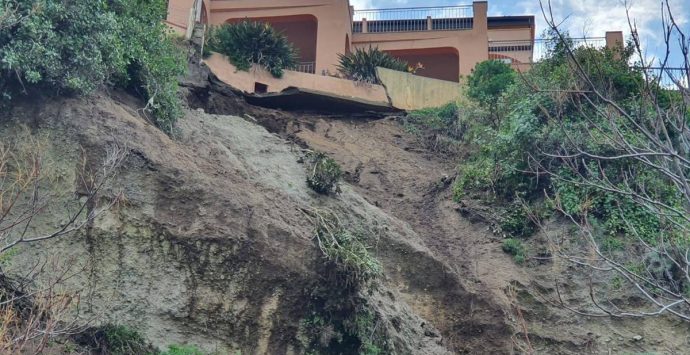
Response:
[1,69,686,354]
[0,91,508,354]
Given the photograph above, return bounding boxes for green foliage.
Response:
[207,21,298,78]
[337,46,409,84]
[102,325,154,355]
[407,102,460,130]
[500,201,538,239]
[161,344,206,355]
[312,211,382,286]
[299,210,387,355]
[306,152,343,195]
[467,60,516,121]
[298,305,387,355]
[502,238,526,264]
[78,325,206,355]
[0,0,185,133]
[447,32,687,269]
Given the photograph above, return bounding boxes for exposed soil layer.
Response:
[186,67,689,354]
[0,64,685,354]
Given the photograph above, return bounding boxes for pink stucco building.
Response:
[166,0,541,83]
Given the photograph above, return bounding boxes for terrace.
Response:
[352,6,474,33]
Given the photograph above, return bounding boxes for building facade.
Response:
[166,0,537,83]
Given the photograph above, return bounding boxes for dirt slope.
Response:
[185,74,689,354]
[0,65,685,354]
[0,91,506,354]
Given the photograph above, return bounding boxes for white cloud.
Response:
[517,0,688,65]
[350,0,374,10]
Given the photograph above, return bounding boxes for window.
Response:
[254,82,268,94]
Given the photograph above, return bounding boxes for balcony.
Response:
[488,37,606,64]
[352,6,473,33]
[295,61,316,74]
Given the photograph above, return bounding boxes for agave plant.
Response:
[207,21,299,78]
[337,46,409,84]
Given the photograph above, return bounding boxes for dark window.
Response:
[254,82,268,94]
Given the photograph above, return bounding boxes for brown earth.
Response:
[185,68,689,354]
[0,64,686,354]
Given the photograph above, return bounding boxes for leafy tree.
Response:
[466,60,516,126]
[337,46,409,84]
[207,21,298,78]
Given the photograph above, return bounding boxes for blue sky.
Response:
[350,0,689,66]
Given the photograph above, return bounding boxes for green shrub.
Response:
[161,344,206,355]
[207,21,298,78]
[299,210,386,355]
[102,325,154,355]
[466,60,516,125]
[312,211,382,286]
[407,102,459,129]
[502,238,526,264]
[452,33,687,268]
[337,46,409,84]
[500,201,538,239]
[402,102,468,153]
[0,0,185,134]
[306,152,342,195]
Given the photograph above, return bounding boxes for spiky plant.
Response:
[306,152,342,195]
[337,46,409,84]
[207,21,298,78]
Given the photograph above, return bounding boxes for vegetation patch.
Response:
[337,47,409,84]
[402,102,468,153]
[306,151,343,195]
[161,344,207,355]
[72,324,208,355]
[449,33,687,247]
[466,60,516,127]
[0,0,185,134]
[428,28,690,321]
[502,238,527,264]
[206,21,298,78]
[298,209,387,354]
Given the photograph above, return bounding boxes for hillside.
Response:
[0,65,684,354]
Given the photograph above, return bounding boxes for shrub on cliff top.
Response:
[207,21,299,78]
[0,0,185,134]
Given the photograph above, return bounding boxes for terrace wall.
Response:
[376,67,462,110]
[204,53,390,107]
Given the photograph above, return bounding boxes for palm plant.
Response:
[207,21,298,78]
[337,46,409,84]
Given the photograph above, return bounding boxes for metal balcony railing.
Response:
[352,6,473,33]
[488,37,607,63]
[295,61,316,74]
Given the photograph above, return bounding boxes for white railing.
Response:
[352,6,473,33]
[295,62,316,74]
[488,37,606,63]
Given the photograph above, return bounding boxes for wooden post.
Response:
[362,18,368,33]
[427,16,432,31]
